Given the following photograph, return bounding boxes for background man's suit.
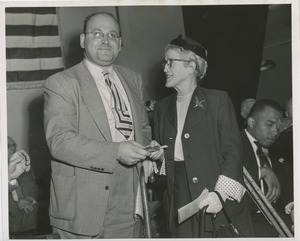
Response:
[44,61,151,236]
[240,129,291,236]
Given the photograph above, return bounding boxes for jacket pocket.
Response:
[49,174,77,220]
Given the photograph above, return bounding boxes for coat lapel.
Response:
[166,93,177,129]
[77,62,112,141]
[183,87,208,132]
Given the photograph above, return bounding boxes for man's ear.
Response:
[247,117,255,128]
[80,33,85,49]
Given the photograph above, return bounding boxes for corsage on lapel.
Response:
[193,96,206,109]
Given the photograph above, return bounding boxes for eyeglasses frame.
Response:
[85,30,121,40]
[162,58,192,68]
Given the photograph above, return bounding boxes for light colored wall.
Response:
[6,6,185,177]
[115,6,185,100]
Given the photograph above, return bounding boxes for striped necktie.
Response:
[103,70,133,139]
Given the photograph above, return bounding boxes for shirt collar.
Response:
[244,129,269,153]
[83,58,113,77]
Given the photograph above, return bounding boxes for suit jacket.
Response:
[153,86,252,236]
[44,61,151,236]
[240,130,291,213]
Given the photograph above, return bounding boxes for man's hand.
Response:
[8,150,31,180]
[260,167,281,203]
[147,140,165,161]
[198,192,223,214]
[18,196,36,214]
[118,141,150,166]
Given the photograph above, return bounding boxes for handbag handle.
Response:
[214,191,233,224]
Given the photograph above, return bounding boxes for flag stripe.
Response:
[6,7,57,14]
[6,7,64,84]
[7,47,62,59]
[7,57,64,71]
[7,68,64,82]
[6,13,58,26]
[6,36,61,48]
[6,25,59,36]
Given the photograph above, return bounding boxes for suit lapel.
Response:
[242,130,257,160]
[77,62,112,141]
[114,66,142,143]
[114,66,143,176]
[241,130,259,178]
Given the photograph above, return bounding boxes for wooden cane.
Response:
[199,205,208,238]
[140,166,152,238]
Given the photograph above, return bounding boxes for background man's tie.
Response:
[254,141,271,194]
[103,70,133,139]
[254,141,271,168]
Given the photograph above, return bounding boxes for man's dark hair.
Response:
[83,12,120,34]
[248,99,283,118]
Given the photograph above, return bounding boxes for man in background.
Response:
[8,136,39,238]
[241,99,290,237]
[270,96,293,227]
[44,12,151,238]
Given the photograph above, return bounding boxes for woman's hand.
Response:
[147,140,165,161]
[18,196,36,214]
[198,192,223,214]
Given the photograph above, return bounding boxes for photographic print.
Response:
[1,0,298,239]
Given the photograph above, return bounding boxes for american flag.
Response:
[6,7,64,88]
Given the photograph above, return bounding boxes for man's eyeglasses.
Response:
[85,30,120,40]
[162,58,191,68]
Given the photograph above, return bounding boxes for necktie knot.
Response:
[102,70,109,76]
[254,141,262,149]
[103,70,111,86]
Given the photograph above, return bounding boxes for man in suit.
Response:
[44,12,152,238]
[241,99,290,237]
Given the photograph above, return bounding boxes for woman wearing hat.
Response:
[148,35,253,238]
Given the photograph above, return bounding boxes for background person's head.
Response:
[163,35,207,91]
[8,136,17,161]
[240,98,256,120]
[285,96,292,119]
[246,99,283,148]
[80,12,122,67]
